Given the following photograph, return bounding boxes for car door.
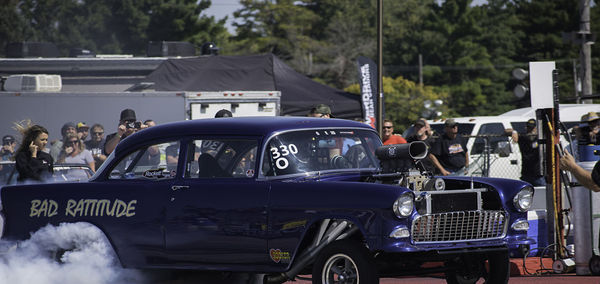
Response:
[100,140,180,267]
[165,137,270,266]
[0,140,180,268]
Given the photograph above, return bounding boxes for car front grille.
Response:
[411,210,506,243]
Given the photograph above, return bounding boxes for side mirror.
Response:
[495,141,511,157]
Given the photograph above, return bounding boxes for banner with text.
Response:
[357,56,379,128]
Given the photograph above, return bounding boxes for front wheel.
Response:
[589,254,600,275]
[312,240,378,284]
[445,249,509,284]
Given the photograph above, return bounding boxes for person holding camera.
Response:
[1,135,16,161]
[104,109,146,155]
[57,133,95,173]
[49,122,77,161]
[0,135,17,181]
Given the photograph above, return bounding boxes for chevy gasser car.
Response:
[0,117,534,283]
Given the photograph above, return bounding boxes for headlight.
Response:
[513,186,534,212]
[393,192,414,217]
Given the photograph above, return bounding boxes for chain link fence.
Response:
[428,133,523,180]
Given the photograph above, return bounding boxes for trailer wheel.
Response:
[445,250,509,284]
[589,255,600,276]
[312,240,377,284]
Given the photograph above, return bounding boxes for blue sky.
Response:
[204,0,490,34]
[203,0,241,33]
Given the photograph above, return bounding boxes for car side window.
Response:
[186,139,258,179]
[232,147,257,178]
[472,123,510,155]
[109,141,178,180]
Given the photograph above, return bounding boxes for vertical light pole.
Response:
[377,0,383,137]
[580,0,593,103]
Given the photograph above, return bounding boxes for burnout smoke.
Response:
[0,222,145,284]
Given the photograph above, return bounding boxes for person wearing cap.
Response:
[382,119,407,145]
[0,135,17,180]
[430,118,469,176]
[406,119,432,143]
[49,122,77,161]
[308,104,333,118]
[1,135,17,161]
[406,119,434,172]
[104,108,147,155]
[215,109,233,118]
[579,111,600,145]
[77,122,90,141]
[512,118,545,186]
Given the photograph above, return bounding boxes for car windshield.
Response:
[262,129,380,177]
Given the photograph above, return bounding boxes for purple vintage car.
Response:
[0,117,533,283]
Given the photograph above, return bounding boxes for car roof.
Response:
[117,116,375,151]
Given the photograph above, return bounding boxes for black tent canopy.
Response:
[145,54,362,119]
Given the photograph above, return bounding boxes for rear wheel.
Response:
[445,250,509,284]
[589,254,600,276]
[312,240,377,284]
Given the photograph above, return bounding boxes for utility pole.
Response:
[418,54,423,86]
[580,0,593,103]
[376,0,383,137]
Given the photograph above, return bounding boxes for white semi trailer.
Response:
[0,90,280,142]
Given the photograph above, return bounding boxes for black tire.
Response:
[312,239,378,284]
[445,250,509,284]
[486,250,510,284]
[589,254,600,276]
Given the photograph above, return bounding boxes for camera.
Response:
[126,121,142,129]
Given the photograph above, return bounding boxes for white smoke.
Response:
[0,222,146,284]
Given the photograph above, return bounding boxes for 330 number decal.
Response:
[270,144,298,169]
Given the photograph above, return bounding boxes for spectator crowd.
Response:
[4,104,600,186]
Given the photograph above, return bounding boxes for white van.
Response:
[403,104,600,180]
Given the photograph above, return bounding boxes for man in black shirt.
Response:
[514,118,545,186]
[104,109,144,156]
[430,118,469,176]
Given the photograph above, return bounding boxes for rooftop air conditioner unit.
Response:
[3,74,62,92]
[6,42,60,58]
[146,41,195,57]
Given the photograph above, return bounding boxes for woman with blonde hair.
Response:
[58,133,95,174]
[14,121,53,183]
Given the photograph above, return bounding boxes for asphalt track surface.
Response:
[288,275,600,283]
[156,271,600,283]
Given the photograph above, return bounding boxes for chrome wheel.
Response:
[322,253,359,284]
[312,239,377,284]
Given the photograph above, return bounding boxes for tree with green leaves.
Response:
[1,0,228,56]
[346,76,448,131]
